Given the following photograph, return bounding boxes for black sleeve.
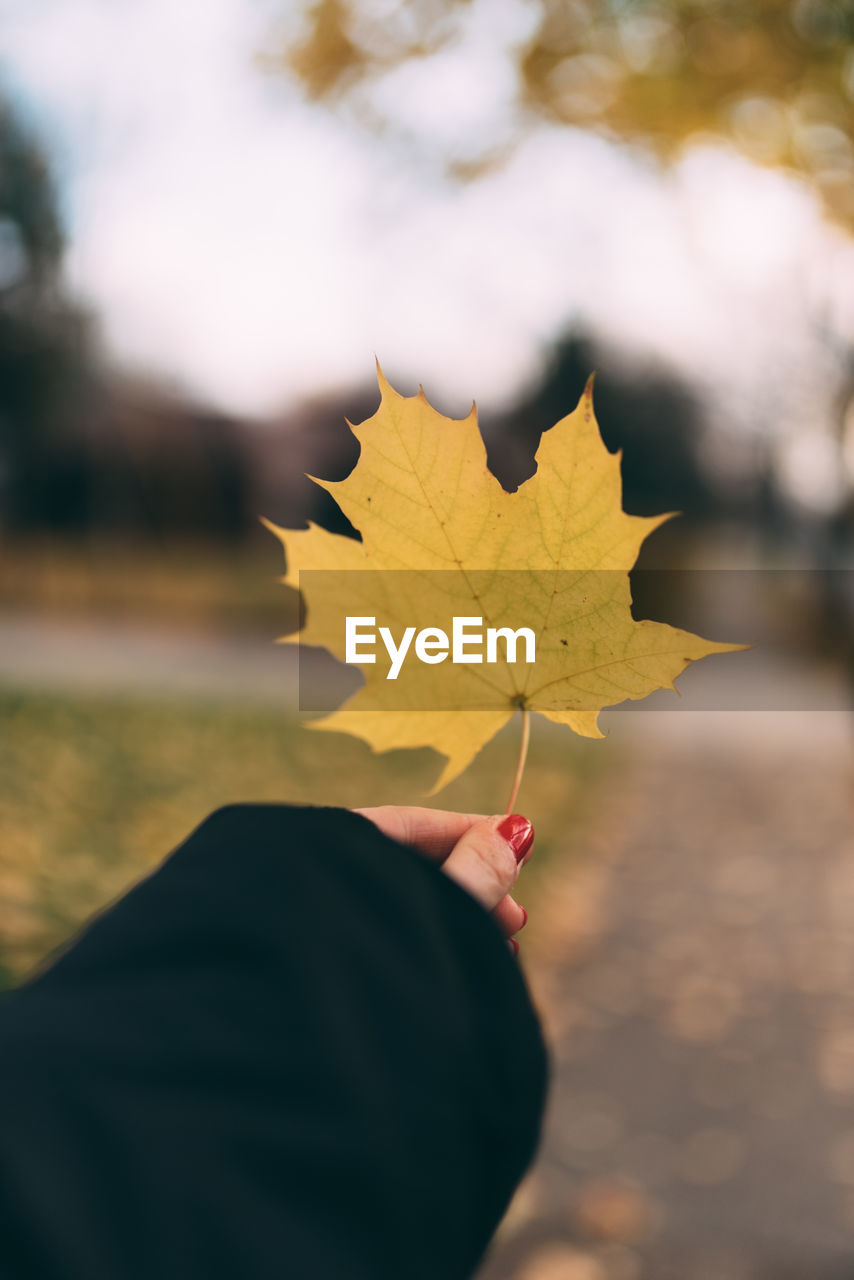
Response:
[0,804,548,1280]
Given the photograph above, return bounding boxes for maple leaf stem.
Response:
[505,706,531,816]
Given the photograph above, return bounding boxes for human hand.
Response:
[353,807,533,954]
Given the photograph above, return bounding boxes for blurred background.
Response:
[2,1,854,1276]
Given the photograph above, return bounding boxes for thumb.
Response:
[441,814,534,912]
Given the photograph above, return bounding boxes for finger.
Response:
[492,894,528,938]
[354,806,487,862]
[441,814,534,912]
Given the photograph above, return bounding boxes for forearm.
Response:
[0,805,547,1280]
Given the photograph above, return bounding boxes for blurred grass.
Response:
[0,536,298,631]
[0,685,612,987]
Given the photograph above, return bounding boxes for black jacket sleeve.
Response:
[0,804,548,1280]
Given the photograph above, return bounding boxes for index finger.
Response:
[353,806,489,863]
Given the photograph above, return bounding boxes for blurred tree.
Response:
[0,92,96,533]
[0,96,63,299]
[482,331,712,518]
[268,0,854,224]
[0,94,257,544]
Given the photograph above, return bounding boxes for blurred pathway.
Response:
[0,606,847,720]
[6,611,854,1277]
[0,610,356,707]
[484,726,854,1280]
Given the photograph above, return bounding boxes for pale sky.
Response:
[2,0,854,499]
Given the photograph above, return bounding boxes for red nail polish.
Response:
[510,938,519,957]
[519,906,528,929]
[497,813,534,862]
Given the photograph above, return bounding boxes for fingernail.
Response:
[497,813,534,863]
[510,938,519,957]
[519,906,528,929]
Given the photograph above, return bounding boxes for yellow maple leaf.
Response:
[263,366,741,794]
